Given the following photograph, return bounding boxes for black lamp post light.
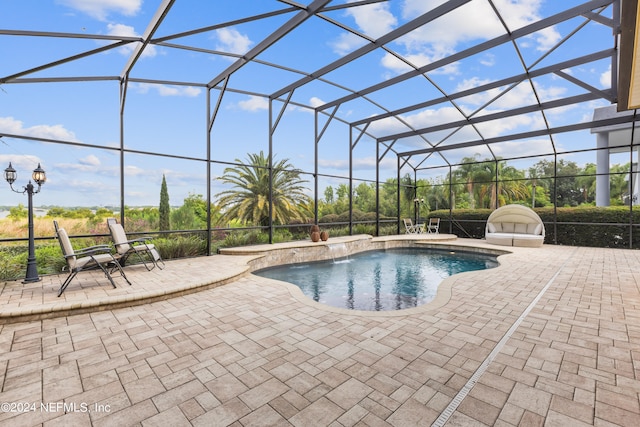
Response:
[413,197,424,225]
[4,162,47,283]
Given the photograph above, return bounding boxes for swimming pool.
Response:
[255,248,499,311]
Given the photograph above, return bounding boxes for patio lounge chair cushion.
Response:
[107,218,164,270]
[485,204,545,247]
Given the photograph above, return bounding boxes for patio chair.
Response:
[403,218,423,234]
[54,221,131,297]
[426,217,440,234]
[107,218,164,270]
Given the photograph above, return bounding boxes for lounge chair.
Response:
[485,204,545,247]
[107,218,164,270]
[403,218,423,234]
[54,221,131,297]
[426,217,440,234]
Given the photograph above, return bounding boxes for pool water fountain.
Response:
[327,242,350,263]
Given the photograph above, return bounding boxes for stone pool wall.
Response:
[226,235,507,273]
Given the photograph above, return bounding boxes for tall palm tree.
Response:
[453,155,488,209]
[483,162,529,207]
[215,151,311,227]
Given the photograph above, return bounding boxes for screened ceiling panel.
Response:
[0,0,632,198]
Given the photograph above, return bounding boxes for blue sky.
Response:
[0,1,616,207]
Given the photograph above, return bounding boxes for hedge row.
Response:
[429,206,640,248]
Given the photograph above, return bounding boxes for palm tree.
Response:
[575,163,597,205]
[610,163,631,204]
[426,178,449,210]
[453,155,488,209]
[215,151,311,227]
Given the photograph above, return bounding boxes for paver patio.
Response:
[1,236,639,426]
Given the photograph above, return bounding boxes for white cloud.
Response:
[0,154,43,173]
[238,95,269,112]
[366,94,550,147]
[130,83,202,97]
[214,28,253,55]
[330,32,368,56]
[56,161,104,173]
[65,178,115,193]
[474,113,542,138]
[382,0,560,76]
[181,87,202,97]
[0,116,78,141]
[454,78,567,112]
[600,64,612,88]
[330,1,397,54]
[79,154,101,166]
[380,51,460,74]
[309,97,325,108]
[57,0,142,21]
[318,156,396,171]
[398,0,504,58]
[532,26,561,52]
[480,53,496,67]
[348,0,397,38]
[106,23,157,57]
[124,164,145,176]
[490,138,555,158]
[369,106,466,137]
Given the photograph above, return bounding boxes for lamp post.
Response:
[413,197,424,225]
[4,162,47,283]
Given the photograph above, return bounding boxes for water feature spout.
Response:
[291,248,300,264]
[327,242,349,263]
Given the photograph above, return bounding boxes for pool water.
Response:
[255,248,498,311]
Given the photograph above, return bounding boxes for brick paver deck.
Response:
[1,237,639,426]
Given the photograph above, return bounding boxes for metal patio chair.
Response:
[403,218,423,234]
[426,217,440,234]
[107,218,164,270]
[54,220,131,297]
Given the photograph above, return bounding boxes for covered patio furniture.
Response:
[107,218,165,270]
[426,218,440,234]
[485,204,545,247]
[54,220,131,297]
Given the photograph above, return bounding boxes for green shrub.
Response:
[0,252,23,281]
[35,244,67,274]
[216,228,294,249]
[154,234,207,259]
[0,243,66,281]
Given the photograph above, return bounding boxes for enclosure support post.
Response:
[397,156,401,235]
[494,159,499,210]
[629,110,637,249]
[553,153,558,245]
[118,79,127,226]
[375,139,380,237]
[449,165,453,235]
[208,79,228,253]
